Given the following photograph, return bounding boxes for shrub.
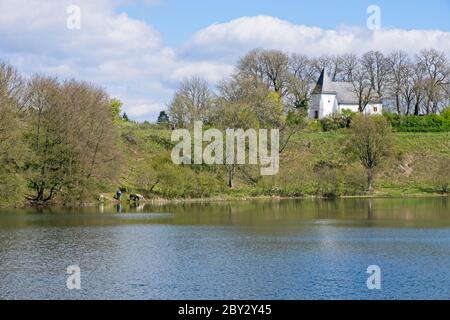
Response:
[433,157,450,193]
[313,160,342,197]
[441,106,450,122]
[319,110,355,131]
[307,119,323,132]
[342,165,367,195]
[383,111,450,132]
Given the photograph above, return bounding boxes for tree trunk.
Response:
[367,168,374,192]
[414,100,420,115]
[227,165,235,188]
[396,93,400,114]
[433,101,438,114]
[425,99,430,114]
[36,186,44,202]
[405,98,411,115]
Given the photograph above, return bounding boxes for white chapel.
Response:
[309,68,383,119]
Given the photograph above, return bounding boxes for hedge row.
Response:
[383,109,450,132]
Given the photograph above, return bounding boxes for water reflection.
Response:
[367,200,373,219]
[0,197,449,229]
[0,197,449,299]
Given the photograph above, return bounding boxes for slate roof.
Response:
[311,68,335,95]
[312,68,381,105]
[332,82,359,105]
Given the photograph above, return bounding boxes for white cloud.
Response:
[0,4,449,121]
[125,100,165,118]
[185,15,450,59]
[0,0,172,121]
[169,61,235,83]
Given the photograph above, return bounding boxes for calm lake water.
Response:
[0,197,449,300]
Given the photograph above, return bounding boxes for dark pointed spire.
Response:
[312,68,335,94]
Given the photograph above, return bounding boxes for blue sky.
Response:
[121,0,450,46]
[0,0,449,121]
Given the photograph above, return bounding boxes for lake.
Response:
[0,197,449,300]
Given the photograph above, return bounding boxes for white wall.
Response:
[309,94,321,118]
[309,95,383,118]
[339,104,359,113]
[321,94,338,118]
[338,103,383,115]
[364,103,382,115]
[309,93,337,118]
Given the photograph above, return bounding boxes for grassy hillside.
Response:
[115,122,449,200]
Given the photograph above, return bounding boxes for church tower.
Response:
[309,68,338,119]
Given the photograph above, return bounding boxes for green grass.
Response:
[113,124,449,200]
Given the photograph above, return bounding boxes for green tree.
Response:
[346,114,392,191]
[24,76,120,203]
[279,106,307,153]
[157,111,170,125]
[215,99,260,188]
[0,63,26,205]
[216,75,285,128]
[110,98,123,124]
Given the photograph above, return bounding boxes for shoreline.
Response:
[2,192,448,210]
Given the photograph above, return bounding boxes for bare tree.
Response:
[399,61,419,115]
[168,76,212,128]
[238,49,290,96]
[340,53,359,82]
[387,51,411,114]
[418,49,449,114]
[286,53,316,109]
[260,50,290,95]
[311,55,343,81]
[361,50,389,98]
[350,62,378,112]
[411,60,427,115]
[285,75,311,110]
[289,54,315,81]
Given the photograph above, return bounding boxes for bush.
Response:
[433,157,450,193]
[342,165,367,195]
[441,106,450,120]
[152,164,222,199]
[0,173,26,207]
[307,119,323,132]
[313,160,342,197]
[383,110,450,132]
[319,110,355,131]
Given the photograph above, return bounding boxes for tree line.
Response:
[0,62,120,205]
[168,48,450,127]
[165,48,448,193]
[1,47,448,205]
